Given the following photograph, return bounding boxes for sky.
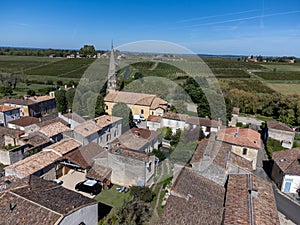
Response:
[1,0,300,56]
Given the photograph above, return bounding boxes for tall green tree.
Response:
[55,90,68,113]
[79,45,96,57]
[112,103,133,132]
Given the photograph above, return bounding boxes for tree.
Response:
[112,103,133,132]
[94,94,105,117]
[65,88,75,109]
[55,90,68,113]
[79,45,96,57]
[27,89,36,96]
[0,86,13,96]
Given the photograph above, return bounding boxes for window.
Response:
[141,109,144,114]
[242,148,248,155]
[105,105,108,110]
[152,111,154,115]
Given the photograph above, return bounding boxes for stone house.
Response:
[93,146,156,187]
[0,105,20,126]
[216,127,261,170]
[0,175,98,225]
[190,137,253,185]
[271,148,300,193]
[72,115,122,147]
[4,139,81,179]
[4,95,56,117]
[7,116,40,132]
[56,142,105,178]
[110,128,159,153]
[38,121,70,142]
[104,91,168,118]
[266,120,295,149]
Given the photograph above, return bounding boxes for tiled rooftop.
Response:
[113,128,159,151]
[4,151,59,178]
[86,164,112,182]
[104,91,156,106]
[38,122,70,137]
[216,127,261,149]
[158,167,225,225]
[0,175,96,224]
[43,139,80,156]
[0,126,24,138]
[147,115,162,122]
[8,116,40,127]
[150,97,168,110]
[28,95,55,103]
[0,104,19,112]
[224,174,279,225]
[272,148,300,175]
[110,147,150,161]
[74,120,102,137]
[59,142,105,169]
[267,120,294,132]
[95,115,122,127]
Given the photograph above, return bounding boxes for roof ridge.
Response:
[9,190,62,217]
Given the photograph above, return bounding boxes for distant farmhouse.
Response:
[3,95,56,117]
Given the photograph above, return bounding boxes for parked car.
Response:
[52,179,63,185]
[75,180,102,196]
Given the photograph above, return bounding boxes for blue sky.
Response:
[1,0,300,56]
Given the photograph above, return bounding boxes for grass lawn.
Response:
[93,184,130,208]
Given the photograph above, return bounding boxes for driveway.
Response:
[60,169,93,198]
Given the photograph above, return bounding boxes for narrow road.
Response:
[273,186,300,225]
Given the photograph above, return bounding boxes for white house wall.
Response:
[58,203,98,225]
[281,174,300,194]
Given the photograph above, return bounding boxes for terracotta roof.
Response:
[158,167,225,225]
[0,104,19,112]
[0,126,24,138]
[190,139,231,169]
[147,115,162,122]
[4,98,35,106]
[86,164,112,182]
[59,143,105,169]
[4,151,59,178]
[0,192,61,225]
[267,120,294,132]
[272,148,300,175]
[0,175,96,224]
[110,147,151,161]
[74,120,102,137]
[162,112,188,121]
[104,91,157,106]
[8,116,40,127]
[224,174,279,225]
[21,132,50,147]
[216,127,261,149]
[28,95,54,102]
[38,122,70,137]
[150,97,168,110]
[37,117,69,127]
[43,139,80,156]
[95,115,122,127]
[113,128,159,151]
[228,152,253,172]
[199,117,221,128]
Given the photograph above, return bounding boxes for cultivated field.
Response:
[266,83,300,95]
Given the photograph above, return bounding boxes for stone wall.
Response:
[268,128,295,149]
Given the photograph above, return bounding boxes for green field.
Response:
[254,71,300,80]
[0,55,63,73]
[266,83,300,95]
[261,64,300,72]
[26,58,95,77]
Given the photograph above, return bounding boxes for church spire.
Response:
[107,40,118,93]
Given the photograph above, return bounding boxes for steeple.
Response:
[107,40,118,93]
